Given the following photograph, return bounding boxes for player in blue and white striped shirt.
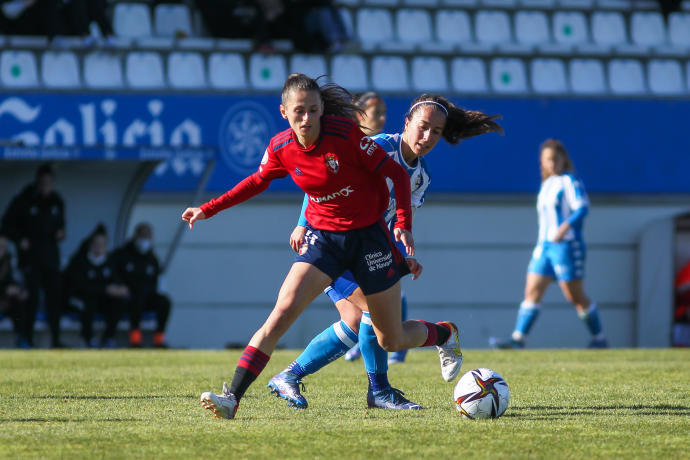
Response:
[492,139,607,349]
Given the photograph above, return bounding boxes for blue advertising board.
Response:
[1,93,689,194]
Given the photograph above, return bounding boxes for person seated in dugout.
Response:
[0,234,30,348]
[112,223,171,348]
[63,224,128,348]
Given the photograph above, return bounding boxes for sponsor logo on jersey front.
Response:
[325,153,339,174]
[359,137,378,156]
[308,186,354,203]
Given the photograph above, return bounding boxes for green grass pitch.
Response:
[1,349,688,458]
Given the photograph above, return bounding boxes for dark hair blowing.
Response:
[281,74,364,121]
[407,94,503,145]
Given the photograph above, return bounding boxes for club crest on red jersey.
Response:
[325,153,339,174]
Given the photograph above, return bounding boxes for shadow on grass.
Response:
[504,404,690,419]
[1,418,141,423]
[33,395,194,400]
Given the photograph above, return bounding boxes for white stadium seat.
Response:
[113,3,152,38]
[608,59,645,94]
[371,56,409,91]
[126,52,165,88]
[515,11,550,45]
[83,52,124,89]
[357,9,394,47]
[451,57,488,93]
[436,10,472,45]
[531,58,567,93]
[475,10,512,45]
[154,3,193,38]
[411,57,448,91]
[0,50,39,87]
[41,51,81,88]
[569,59,606,94]
[668,13,690,48]
[647,59,684,95]
[208,53,247,89]
[490,58,527,93]
[631,12,666,46]
[552,12,588,45]
[396,9,433,45]
[249,54,287,90]
[591,12,627,46]
[168,52,206,88]
[290,55,328,79]
[331,55,369,91]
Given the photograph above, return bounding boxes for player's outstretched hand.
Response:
[289,225,307,252]
[182,207,206,229]
[394,228,415,257]
[406,257,423,280]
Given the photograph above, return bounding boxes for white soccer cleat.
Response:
[200,382,239,419]
[436,321,463,382]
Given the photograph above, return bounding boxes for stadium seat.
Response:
[668,13,690,48]
[154,3,193,38]
[168,52,206,89]
[490,58,527,93]
[552,12,588,45]
[441,0,478,6]
[451,57,488,93]
[396,9,433,45]
[41,51,81,88]
[331,55,369,91]
[435,10,472,45]
[631,12,666,47]
[475,10,512,45]
[83,52,124,89]
[569,58,606,94]
[357,8,394,49]
[363,0,398,5]
[647,59,684,95]
[249,54,287,90]
[125,52,165,88]
[113,3,153,38]
[208,53,247,89]
[0,50,39,87]
[519,0,556,7]
[411,57,448,91]
[591,12,627,47]
[531,58,567,93]
[290,55,328,79]
[403,0,439,5]
[608,59,645,94]
[371,56,409,91]
[515,11,550,46]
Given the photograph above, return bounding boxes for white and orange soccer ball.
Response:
[453,368,510,419]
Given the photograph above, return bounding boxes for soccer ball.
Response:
[453,368,510,419]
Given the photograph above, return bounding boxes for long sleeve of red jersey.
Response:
[199,172,270,218]
[377,157,412,231]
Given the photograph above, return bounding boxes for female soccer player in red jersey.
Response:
[182,74,463,419]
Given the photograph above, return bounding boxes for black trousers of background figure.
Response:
[128,291,171,333]
[23,265,62,347]
[78,293,126,345]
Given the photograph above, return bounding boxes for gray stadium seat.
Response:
[363,0,398,5]
[631,12,666,47]
[168,52,206,89]
[591,12,627,47]
[371,56,409,91]
[249,54,287,90]
[403,0,439,5]
[41,51,81,88]
[83,52,124,89]
[647,59,684,95]
[608,59,645,94]
[435,10,472,45]
[113,3,153,38]
[475,10,512,45]
[569,58,606,94]
[411,57,448,91]
[290,55,328,79]
[154,3,193,37]
[490,58,527,93]
[531,58,567,93]
[451,57,488,93]
[0,50,39,87]
[515,11,550,46]
[126,52,165,88]
[553,12,588,45]
[331,55,369,91]
[396,9,433,46]
[208,53,247,90]
[668,13,690,49]
[357,8,394,49]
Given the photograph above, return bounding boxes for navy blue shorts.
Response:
[294,220,410,295]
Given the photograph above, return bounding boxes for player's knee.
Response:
[377,335,403,352]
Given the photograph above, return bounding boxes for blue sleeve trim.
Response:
[297,194,309,226]
[567,205,588,227]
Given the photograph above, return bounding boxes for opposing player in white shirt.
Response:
[491,139,607,349]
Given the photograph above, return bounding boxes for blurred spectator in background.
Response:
[194,0,278,52]
[62,0,114,45]
[63,224,128,348]
[0,0,61,37]
[290,0,350,53]
[352,92,387,136]
[113,223,171,348]
[1,164,65,348]
[0,234,29,349]
[673,261,690,346]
